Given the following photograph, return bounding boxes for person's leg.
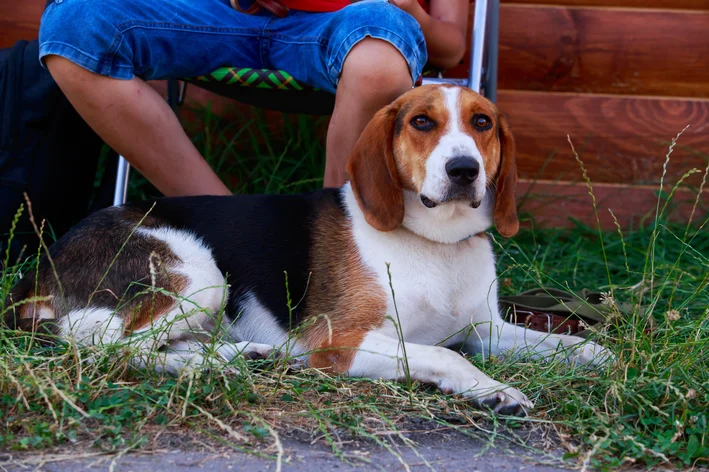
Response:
[267,1,427,188]
[324,39,413,188]
[46,57,231,197]
[38,0,267,197]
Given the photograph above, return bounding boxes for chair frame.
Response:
[112,0,499,206]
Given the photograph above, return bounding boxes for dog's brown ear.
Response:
[493,114,519,238]
[346,105,404,232]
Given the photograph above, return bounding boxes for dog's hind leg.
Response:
[131,339,278,376]
[12,219,283,376]
[120,279,280,376]
[123,227,284,376]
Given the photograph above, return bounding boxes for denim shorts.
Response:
[38,0,427,94]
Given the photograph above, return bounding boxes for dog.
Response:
[6,85,609,416]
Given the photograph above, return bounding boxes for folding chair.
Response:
[112,0,500,205]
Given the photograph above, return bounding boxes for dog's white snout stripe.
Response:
[421,87,486,202]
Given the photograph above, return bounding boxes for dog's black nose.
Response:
[445,157,479,186]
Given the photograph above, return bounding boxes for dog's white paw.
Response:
[532,335,614,368]
[469,383,533,416]
[217,341,275,361]
[156,353,206,378]
[440,373,533,416]
[566,340,614,367]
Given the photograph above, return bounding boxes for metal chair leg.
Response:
[484,0,499,103]
[177,81,188,107]
[421,0,494,94]
[167,78,180,112]
[468,0,489,94]
[113,155,130,206]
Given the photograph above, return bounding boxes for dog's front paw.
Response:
[470,384,533,416]
[440,375,533,416]
[534,335,614,367]
[567,340,614,367]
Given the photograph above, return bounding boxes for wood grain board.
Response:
[498,90,709,185]
[495,5,709,98]
[0,1,45,48]
[502,0,709,10]
[516,179,709,230]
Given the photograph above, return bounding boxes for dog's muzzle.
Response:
[419,156,484,209]
[445,157,479,187]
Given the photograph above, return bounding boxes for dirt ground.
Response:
[1,429,575,472]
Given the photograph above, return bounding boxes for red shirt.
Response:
[280,0,430,13]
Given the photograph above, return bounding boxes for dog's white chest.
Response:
[353,225,498,346]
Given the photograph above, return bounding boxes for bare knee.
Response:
[45,55,83,82]
[339,38,413,101]
[44,55,106,92]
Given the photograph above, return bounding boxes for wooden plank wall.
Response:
[3,0,708,229]
[503,0,709,8]
[0,2,45,49]
[453,1,709,228]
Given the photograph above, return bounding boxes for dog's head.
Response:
[346,85,518,242]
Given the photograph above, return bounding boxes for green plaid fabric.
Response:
[192,67,316,91]
[191,66,442,92]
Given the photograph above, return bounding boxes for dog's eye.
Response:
[473,114,492,131]
[411,115,435,131]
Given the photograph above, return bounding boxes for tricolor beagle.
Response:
[6,85,608,415]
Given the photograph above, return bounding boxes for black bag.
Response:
[0,39,111,264]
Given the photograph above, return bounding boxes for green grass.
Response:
[1,101,708,469]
